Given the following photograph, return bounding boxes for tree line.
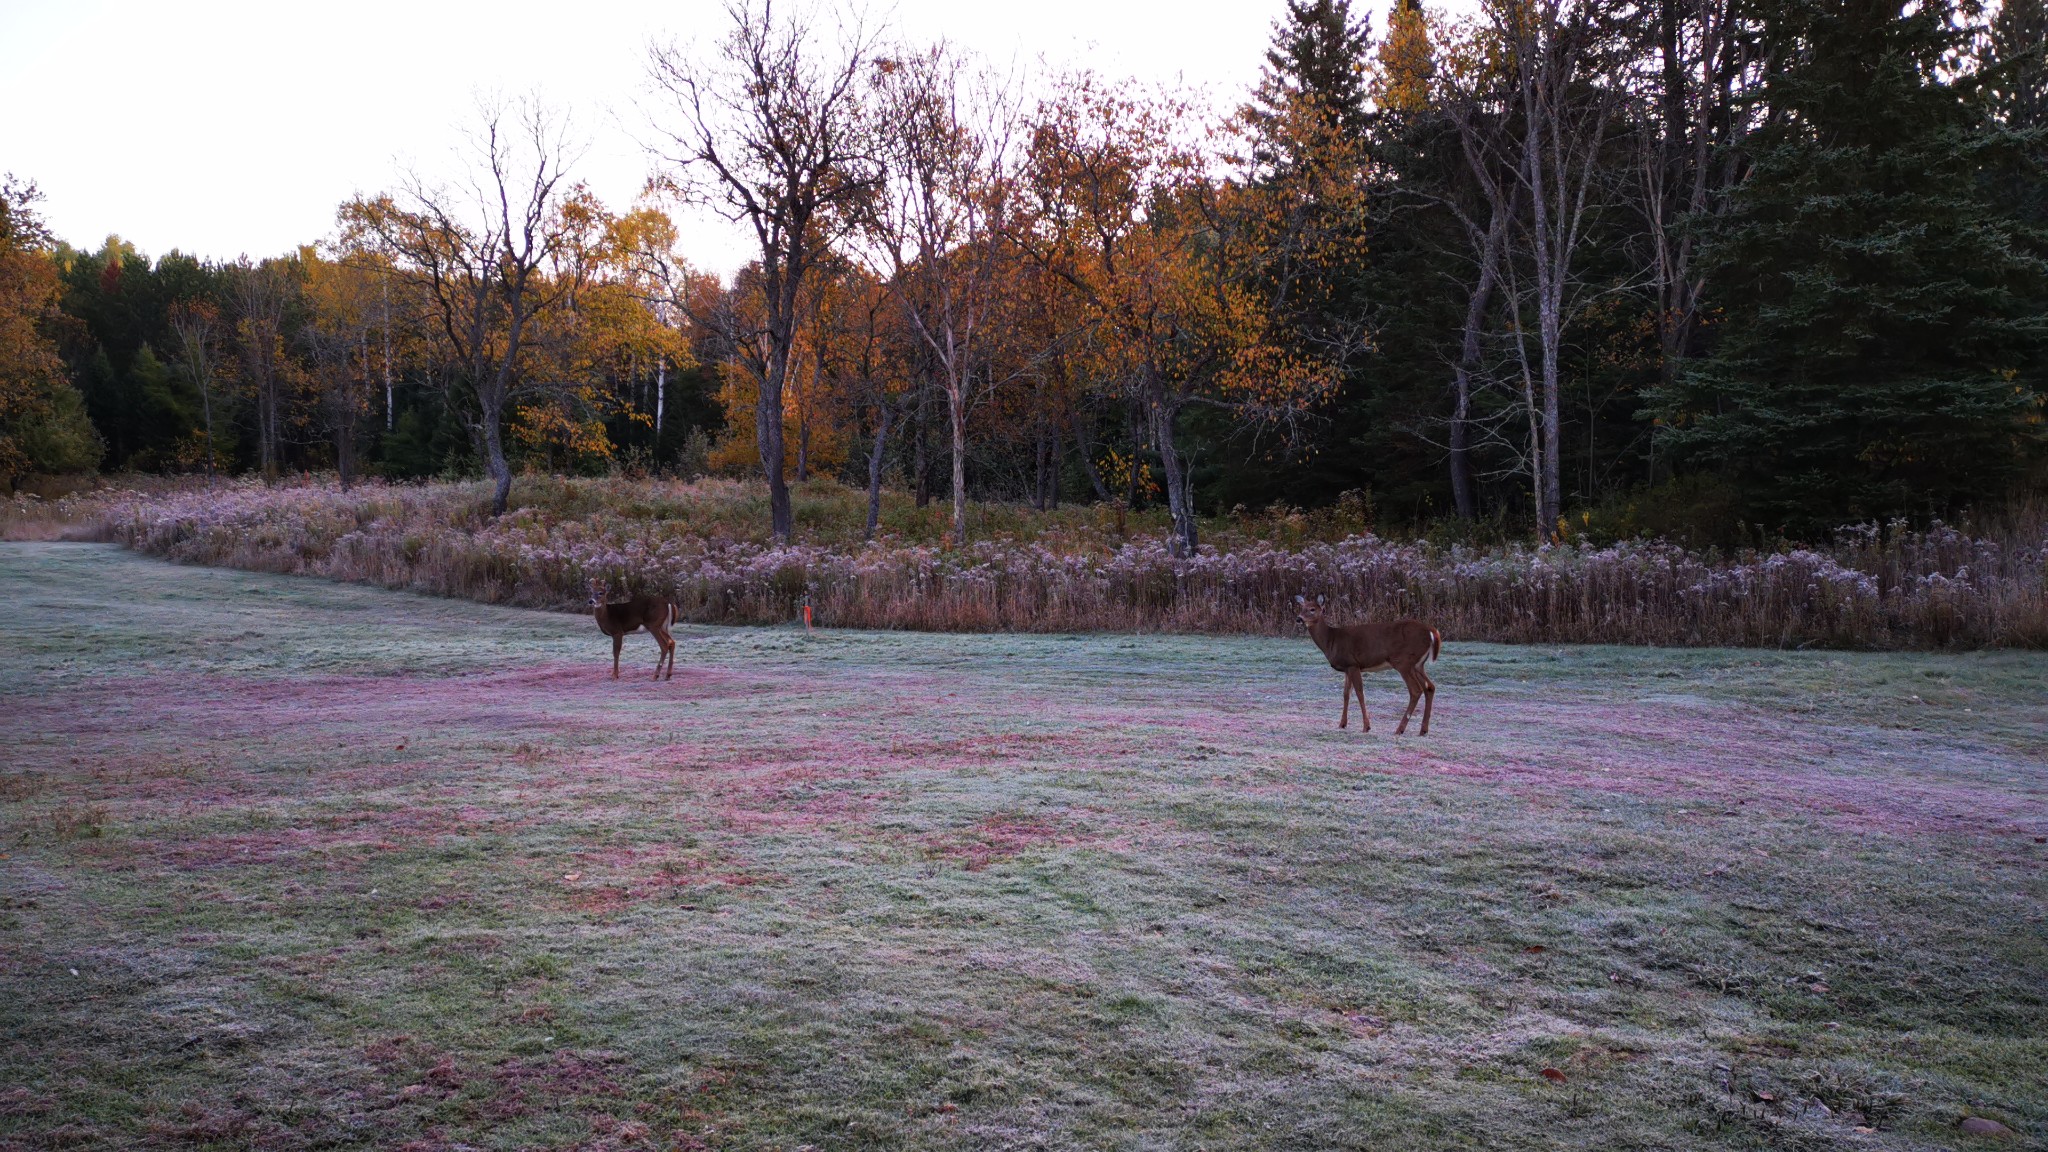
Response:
[2,0,2042,546]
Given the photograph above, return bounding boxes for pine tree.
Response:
[1985,0,2047,129]
[1650,0,2048,533]
[1253,0,1374,142]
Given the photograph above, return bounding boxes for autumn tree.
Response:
[853,43,1019,542]
[225,256,297,483]
[649,0,878,543]
[0,176,101,488]
[300,251,385,489]
[1024,77,1345,554]
[342,98,599,515]
[603,207,696,448]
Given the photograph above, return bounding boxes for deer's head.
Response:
[587,580,610,609]
[1294,594,1327,629]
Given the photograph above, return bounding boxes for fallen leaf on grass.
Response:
[1808,982,1830,993]
[1540,1068,1567,1083]
[1522,945,1546,954]
[1960,1117,2015,1138]
[1753,1089,1776,1103]
[562,873,581,882]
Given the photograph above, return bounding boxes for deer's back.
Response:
[596,596,671,635]
[1321,618,1434,670]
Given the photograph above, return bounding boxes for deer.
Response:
[1294,595,1440,735]
[588,580,680,681]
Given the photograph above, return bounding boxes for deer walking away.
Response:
[1295,595,1440,735]
[590,581,681,680]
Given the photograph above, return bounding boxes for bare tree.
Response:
[1442,0,1622,537]
[1637,0,1754,389]
[852,43,1018,543]
[341,97,594,516]
[647,0,878,543]
[1505,0,1621,537]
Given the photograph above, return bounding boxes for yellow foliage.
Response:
[1375,0,1437,114]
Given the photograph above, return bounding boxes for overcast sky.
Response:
[0,0,1419,277]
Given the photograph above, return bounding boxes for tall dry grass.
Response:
[12,476,2046,648]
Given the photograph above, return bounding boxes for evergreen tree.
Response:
[1985,0,2047,130]
[55,237,202,470]
[1253,0,1374,142]
[1650,0,2048,533]
[1199,0,1386,517]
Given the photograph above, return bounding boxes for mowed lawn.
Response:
[2,544,2044,1151]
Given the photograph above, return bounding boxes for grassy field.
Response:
[2,543,2045,1151]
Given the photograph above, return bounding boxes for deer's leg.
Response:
[1419,670,1436,736]
[611,632,623,680]
[1338,673,1351,729]
[653,623,675,680]
[1355,670,1371,732]
[1394,664,1422,735]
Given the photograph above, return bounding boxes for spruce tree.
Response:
[1650,0,2048,533]
[1202,0,1382,514]
[1986,0,2047,130]
[1252,0,1374,142]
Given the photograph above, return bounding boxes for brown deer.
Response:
[1295,595,1440,734]
[589,580,680,680]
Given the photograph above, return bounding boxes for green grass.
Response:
[2,543,2045,1149]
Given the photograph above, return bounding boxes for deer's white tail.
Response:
[1428,629,1441,663]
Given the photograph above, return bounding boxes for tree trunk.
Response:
[481,401,512,517]
[256,363,276,485]
[1450,208,1505,521]
[759,351,792,543]
[1448,377,1475,519]
[383,281,395,433]
[1071,412,1112,502]
[1033,417,1049,512]
[912,382,931,508]
[337,421,354,491]
[655,356,666,440]
[947,374,967,543]
[1048,417,1061,510]
[1149,390,1197,555]
[198,374,216,481]
[797,348,823,483]
[865,393,892,541]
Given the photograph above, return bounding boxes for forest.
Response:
[1,0,2044,550]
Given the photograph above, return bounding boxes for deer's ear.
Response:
[1294,594,1306,606]
[1317,594,1327,606]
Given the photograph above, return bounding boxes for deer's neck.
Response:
[1307,619,1337,657]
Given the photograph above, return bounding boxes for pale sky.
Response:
[0,0,1409,277]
